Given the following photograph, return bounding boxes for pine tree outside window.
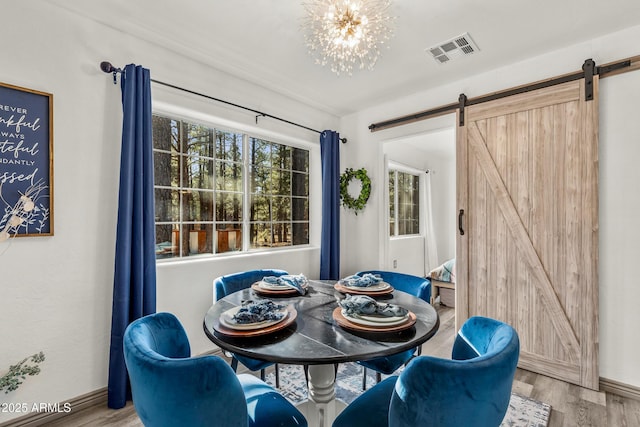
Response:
[152,114,309,259]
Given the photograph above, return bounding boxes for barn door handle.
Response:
[458,209,465,235]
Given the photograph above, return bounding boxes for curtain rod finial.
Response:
[100,61,117,73]
[100,61,122,84]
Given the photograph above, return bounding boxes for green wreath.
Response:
[340,167,371,214]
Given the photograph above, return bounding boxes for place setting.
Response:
[332,294,416,333]
[334,273,394,296]
[213,299,298,337]
[251,273,309,296]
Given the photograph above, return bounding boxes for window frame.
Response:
[151,107,316,262]
[388,164,422,238]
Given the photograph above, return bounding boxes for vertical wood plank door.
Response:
[456,78,599,390]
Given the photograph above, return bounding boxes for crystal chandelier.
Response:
[302,0,394,76]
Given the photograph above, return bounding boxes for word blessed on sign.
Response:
[0,82,53,239]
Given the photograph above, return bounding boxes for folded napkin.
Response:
[232,300,286,324]
[262,273,308,295]
[338,295,408,317]
[339,273,383,288]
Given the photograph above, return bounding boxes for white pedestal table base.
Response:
[295,364,347,427]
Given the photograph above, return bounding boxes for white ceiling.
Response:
[50,0,640,117]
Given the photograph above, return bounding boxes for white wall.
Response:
[428,155,456,266]
[0,3,336,423]
[387,237,424,275]
[340,24,640,389]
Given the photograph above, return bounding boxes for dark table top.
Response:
[203,280,440,365]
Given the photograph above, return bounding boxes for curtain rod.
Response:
[100,61,347,144]
[369,54,640,132]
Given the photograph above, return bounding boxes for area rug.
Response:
[266,363,551,427]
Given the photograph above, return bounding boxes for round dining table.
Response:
[203,279,439,427]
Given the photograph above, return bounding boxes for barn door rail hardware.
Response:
[369,55,638,132]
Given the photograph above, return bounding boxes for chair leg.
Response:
[260,369,266,381]
[362,367,368,390]
[376,372,382,384]
[275,363,280,388]
[230,357,239,372]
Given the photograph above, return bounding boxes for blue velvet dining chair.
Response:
[213,269,288,388]
[332,316,520,427]
[355,270,432,389]
[123,312,307,427]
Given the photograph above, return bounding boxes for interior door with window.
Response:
[456,78,599,390]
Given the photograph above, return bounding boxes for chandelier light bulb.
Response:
[303,0,394,76]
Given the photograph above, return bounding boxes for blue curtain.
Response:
[107,64,157,409]
[320,130,340,280]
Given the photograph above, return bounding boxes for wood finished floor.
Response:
[46,306,640,427]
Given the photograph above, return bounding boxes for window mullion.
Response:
[178,120,185,256]
[212,130,218,254]
[394,170,399,237]
[242,134,250,251]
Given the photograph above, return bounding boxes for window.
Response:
[152,114,309,259]
[249,137,309,249]
[389,169,420,236]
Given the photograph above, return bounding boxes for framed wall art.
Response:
[0,82,53,239]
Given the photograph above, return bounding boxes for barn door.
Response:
[456,78,599,390]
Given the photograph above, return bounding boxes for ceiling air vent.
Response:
[427,32,479,64]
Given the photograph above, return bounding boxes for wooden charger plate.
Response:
[213,305,297,337]
[332,307,416,333]
[251,282,305,296]
[334,282,394,296]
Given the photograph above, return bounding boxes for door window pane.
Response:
[389,170,420,236]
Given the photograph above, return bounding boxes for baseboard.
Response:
[600,377,640,401]
[0,348,224,427]
[0,388,107,427]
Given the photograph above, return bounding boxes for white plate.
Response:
[341,309,409,327]
[257,281,309,291]
[220,306,288,330]
[356,313,409,323]
[343,281,391,291]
